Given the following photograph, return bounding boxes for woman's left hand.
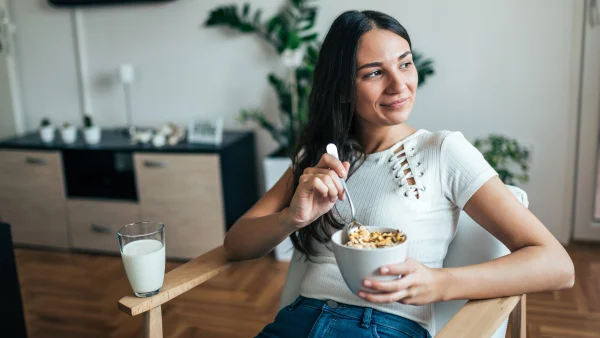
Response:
[358,258,448,306]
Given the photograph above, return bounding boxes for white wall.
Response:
[10,0,582,243]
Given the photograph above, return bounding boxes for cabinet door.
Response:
[0,150,69,248]
[134,153,225,259]
[68,199,140,253]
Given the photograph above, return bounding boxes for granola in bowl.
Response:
[345,226,407,249]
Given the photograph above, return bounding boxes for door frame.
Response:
[0,0,24,137]
[572,0,600,241]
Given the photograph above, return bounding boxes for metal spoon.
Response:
[326,143,364,244]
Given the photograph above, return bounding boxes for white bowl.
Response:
[331,227,408,295]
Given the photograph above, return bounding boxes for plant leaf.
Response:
[268,74,292,116]
[300,32,318,42]
[204,5,257,33]
[253,9,262,26]
[239,109,286,146]
[242,3,249,18]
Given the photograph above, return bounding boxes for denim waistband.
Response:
[287,296,428,337]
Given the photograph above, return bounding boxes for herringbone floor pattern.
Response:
[508,242,600,338]
[15,249,288,338]
[13,242,600,338]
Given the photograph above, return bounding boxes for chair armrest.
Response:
[118,246,232,316]
[436,295,523,338]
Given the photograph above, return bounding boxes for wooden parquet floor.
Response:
[13,242,600,338]
[509,242,600,338]
[14,249,288,338]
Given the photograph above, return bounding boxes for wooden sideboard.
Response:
[0,129,258,260]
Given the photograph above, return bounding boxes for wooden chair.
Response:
[118,186,528,338]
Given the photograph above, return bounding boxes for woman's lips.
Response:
[381,98,408,109]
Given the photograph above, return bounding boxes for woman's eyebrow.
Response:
[357,51,412,70]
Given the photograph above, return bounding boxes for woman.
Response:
[224,10,574,338]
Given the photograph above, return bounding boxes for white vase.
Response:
[39,126,55,143]
[263,153,294,261]
[60,126,77,144]
[152,133,166,147]
[84,126,101,144]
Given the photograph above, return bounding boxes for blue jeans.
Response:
[256,296,432,338]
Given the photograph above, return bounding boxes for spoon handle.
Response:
[326,143,356,221]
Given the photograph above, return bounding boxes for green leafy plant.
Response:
[83,115,94,128]
[473,134,531,186]
[40,118,51,128]
[204,1,435,157]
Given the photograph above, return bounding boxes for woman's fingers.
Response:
[315,153,347,179]
[315,175,337,203]
[379,259,419,275]
[299,175,337,202]
[300,155,354,202]
[358,288,411,303]
[305,176,329,199]
[363,275,415,293]
[303,168,344,201]
[325,171,344,201]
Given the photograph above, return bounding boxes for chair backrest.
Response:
[278,185,529,337]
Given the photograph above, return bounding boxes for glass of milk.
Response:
[117,221,166,297]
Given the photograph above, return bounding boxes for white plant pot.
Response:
[39,126,55,143]
[84,126,101,144]
[263,154,294,261]
[60,126,77,144]
[152,133,166,147]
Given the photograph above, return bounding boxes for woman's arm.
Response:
[224,155,350,261]
[440,176,574,300]
[223,168,297,261]
[359,176,575,304]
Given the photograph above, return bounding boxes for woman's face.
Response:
[354,29,418,129]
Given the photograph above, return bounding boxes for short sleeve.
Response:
[440,132,498,209]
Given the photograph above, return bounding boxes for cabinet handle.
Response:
[143,160,168,168]
[91,223,113,234]
[25,156,48,165]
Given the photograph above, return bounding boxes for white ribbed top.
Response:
[298,129,498,334]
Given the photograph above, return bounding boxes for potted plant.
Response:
[39,118,55,144]
[473,134,531,186]
[205,1,435,261]
[60,122,77,144]
[83,115,101,145]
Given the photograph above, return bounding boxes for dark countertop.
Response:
[0,128,252,153]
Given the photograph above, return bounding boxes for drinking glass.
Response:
[117,221,165,297]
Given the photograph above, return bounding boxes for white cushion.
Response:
[434,185,528,336]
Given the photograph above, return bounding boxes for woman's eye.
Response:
[365,70,382,78]
[400,62,413,69]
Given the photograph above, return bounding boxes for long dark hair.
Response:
[289,10,413,257]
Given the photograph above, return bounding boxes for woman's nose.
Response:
[386,71,407,94]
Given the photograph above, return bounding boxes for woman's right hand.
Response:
[282,154,351,230]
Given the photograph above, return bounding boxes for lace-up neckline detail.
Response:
[361,129,426,198]
[388,139,425,199]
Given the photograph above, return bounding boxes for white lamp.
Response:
[117,64,136,136]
